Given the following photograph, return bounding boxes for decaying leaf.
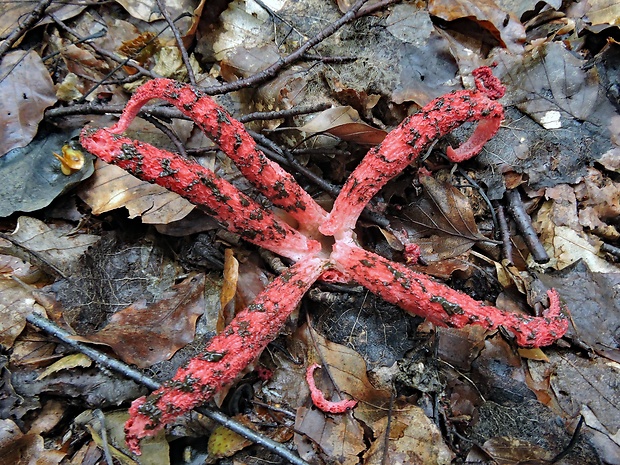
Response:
[0,132,95,218]
[428,0,526,54]
[79,160,194,225]
[0,418,65,465]
[0,51,58,155]
[402,175,490,260]
[81,273,206,368]
[0,1,85,43]
[0,216,100,277]
[363,404,454,465]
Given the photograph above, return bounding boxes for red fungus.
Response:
[305,363,357,413]
[79,67,569,454]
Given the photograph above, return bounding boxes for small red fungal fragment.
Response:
[306,363,357,413]
[256,366,273,381]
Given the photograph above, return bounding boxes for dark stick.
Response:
[200,0,370,95]
[141,114,188,158]
[155,0,196,86]
[494,202,514,265]
[0,0,54,59]
[26,312,311,465]
[601,241,620,259]
[46,102,330,124]
[505,189,549,263]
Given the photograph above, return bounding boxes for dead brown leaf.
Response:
[402,175,490,260]
[303,324,392,424]
[0,51,57,155]
[79,160,194,225]
[298,106,387,145]
[0,418,65,465]
[295,406,365,465]
[81,273,206,368]
[363,404,454,465]
[481,436,554,464]
[0,216,100,276]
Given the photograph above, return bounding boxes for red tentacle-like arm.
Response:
[124,256,327,453]
[80,128,319,261]
[330,241,568,348]
[106,78,328,234]
[320,68,505,239]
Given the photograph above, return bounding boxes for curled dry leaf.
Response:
[297,106,387,145]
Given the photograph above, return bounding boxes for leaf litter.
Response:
[0,0,619,464]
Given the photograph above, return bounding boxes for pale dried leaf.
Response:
[298,106,387,145]
[0,51,57,155]
[79,160,194,225]
[0,216,100,276]
[534,199,618,273]
[587,0,620,26]
[0,278,46,347]
[363,404,454,465]
[481,436,554,463]
[36,353,93,381]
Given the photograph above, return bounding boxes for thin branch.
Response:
[25,312,311,465]
[239,102,331,123]
[0,0,54,59]
[505,189,549,263]
[141,114,187,157]
[155,0,196,86]
[200,0,371,96]
[494,201,514,265]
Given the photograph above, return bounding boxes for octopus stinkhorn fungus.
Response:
[80,67,568,454]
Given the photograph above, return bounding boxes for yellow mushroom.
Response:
[53,145,84,175]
